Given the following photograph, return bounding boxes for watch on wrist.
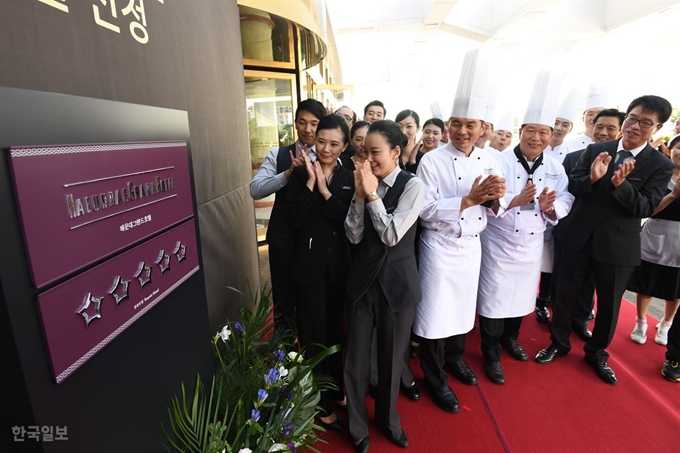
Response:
[365,191,379,201]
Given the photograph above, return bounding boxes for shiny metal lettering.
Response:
[76,292,103,327]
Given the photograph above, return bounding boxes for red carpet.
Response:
[314,301,680,452]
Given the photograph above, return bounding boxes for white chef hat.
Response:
[556,85,585,125]
[450,48,489,121]
[494,111,514,133]
[585,80,610,110]
[522,69,563,128]
[430,100,445,121]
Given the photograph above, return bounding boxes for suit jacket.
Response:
[554,139,674,266]
[286,165,355,283]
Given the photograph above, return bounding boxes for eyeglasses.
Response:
[624,115,659,129]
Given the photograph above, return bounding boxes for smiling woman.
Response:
[285,113,354,430]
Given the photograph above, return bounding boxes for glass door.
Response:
[244,70,298,244]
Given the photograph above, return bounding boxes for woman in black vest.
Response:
[343,120,425,453]
[286,114,354,430]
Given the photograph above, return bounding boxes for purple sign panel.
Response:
[9,141,194,288]
[37,220,199,384]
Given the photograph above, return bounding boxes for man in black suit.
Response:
[250,98,327,332]
[550,109,626,342]
[536,95,674,385]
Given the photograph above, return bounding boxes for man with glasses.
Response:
[535,95,674,385]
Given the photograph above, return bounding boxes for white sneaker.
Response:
[655,321,672,345]
[631,319,648,344]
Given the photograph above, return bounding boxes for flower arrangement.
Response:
[162,284,340,453]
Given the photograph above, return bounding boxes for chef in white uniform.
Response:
[488,112,514,152]
[477,70,574,384]
[561,81,609,153]
[536,89,584,321]
[413,49,507,413]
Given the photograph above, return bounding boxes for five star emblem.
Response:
[155,250,171,275]
[133,262,153,289]
[108,275,131,305]
[173,241,187,264]
[76,293,103,327]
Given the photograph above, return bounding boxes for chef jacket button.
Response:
[478,217,482,220]
[531,232,534,235]
[477,157,481,160]
[517,176,520,179]
[539,178,542,181]
[461,217,464,220]
[454,158,457,161]
[535,213,538,216]
[475,234,478,237]
[458,177,462,180]
[515,229,519,232]
[517,212,520,215]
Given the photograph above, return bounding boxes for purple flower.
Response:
[282,423,294,436]
[257,388,269,403]
[273,349,285,363]
[287,442,297,453]
[234,322,244,333]
[251,409,261,422]
[264,368,280,386]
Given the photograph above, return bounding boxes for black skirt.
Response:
[628,259,680,301]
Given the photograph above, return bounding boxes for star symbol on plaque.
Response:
[133,262,153,289]
[76,293,103,327]
[173,241,187,264]
[108,275,130,305]
[155,250,171,275]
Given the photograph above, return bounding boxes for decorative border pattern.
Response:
[11,141,185,158]
[55,265,199,384]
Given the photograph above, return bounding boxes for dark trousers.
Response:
[667,309,680,361]
[538,272,552,301]
[479,316,522,362]
[369,328,416,388]
[344,283,415,441]
[553,237,596,326]
[419,334,466,389]
[269,242,296,332]
[444,333,466,366]
[295,270,345,416]
[550,240,634,362]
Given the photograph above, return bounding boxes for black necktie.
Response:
[615,150,632,166]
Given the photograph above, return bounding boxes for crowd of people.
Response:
[250,64,680,451]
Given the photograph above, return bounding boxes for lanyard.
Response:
[513,146,543,184]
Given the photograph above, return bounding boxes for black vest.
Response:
[265,144,296,249]
[346,170,421,313]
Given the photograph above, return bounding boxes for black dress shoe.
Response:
[500,337,528,361]
[446,359,478,385]
[317,415,344,431]
[401,383,420,401]
[354,437,370,453]
[428,385,461,413]
[535,305,551,323]
[661,360,680,383]
[384,429,408,448]
[484,361,505,384]
[572,323,592,341]
[585,358,617,385]
[535,345,566,364]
